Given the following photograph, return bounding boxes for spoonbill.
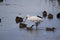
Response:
[25,15,43,30]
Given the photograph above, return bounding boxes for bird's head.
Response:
[26,15,30,19]
[37,14,43,18]
[24,15,30,22]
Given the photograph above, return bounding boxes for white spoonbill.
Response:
[25,15,43,30]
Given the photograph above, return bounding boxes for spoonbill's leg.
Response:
[35,23,39,30]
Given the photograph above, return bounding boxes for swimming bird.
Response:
[25,15,43,30]
[15,16,23,23]
[46,27,56,31]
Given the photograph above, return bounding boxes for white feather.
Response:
[27,16,43,23]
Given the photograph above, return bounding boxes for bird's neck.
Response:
[27,16,30,19]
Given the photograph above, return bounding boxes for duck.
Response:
[46,27,56,31]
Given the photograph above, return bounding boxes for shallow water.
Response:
[0,0,60,40]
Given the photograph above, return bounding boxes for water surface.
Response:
[0,0,60,40]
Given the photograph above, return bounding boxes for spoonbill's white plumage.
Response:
[25,15,43,30]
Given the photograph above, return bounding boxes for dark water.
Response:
[0,0,60,40]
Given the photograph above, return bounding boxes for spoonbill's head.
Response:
[37,16,43,19]
[26,15,30,19]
